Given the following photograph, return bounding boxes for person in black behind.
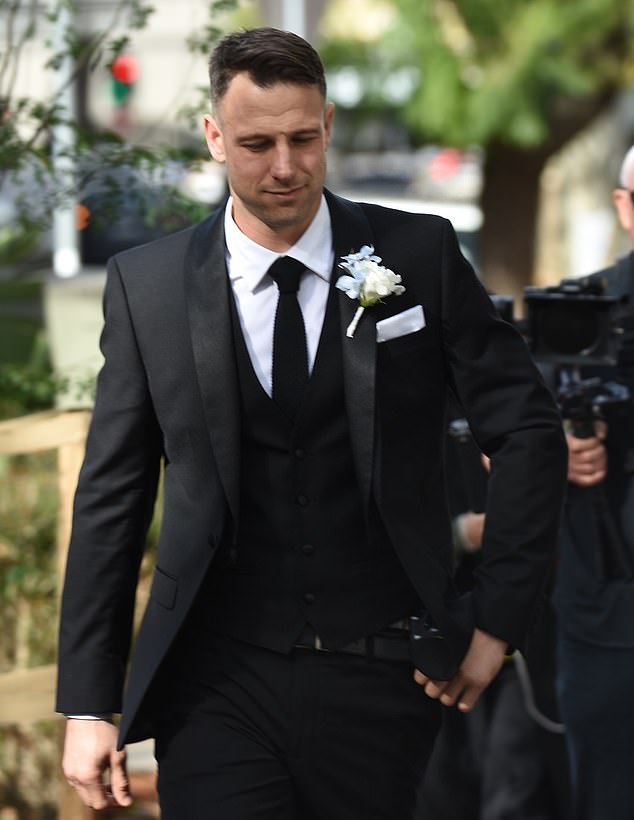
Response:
[57,28,566,819]
[554,145,634,820]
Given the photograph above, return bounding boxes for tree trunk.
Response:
[479,92,618,312]
[480,143,549,309]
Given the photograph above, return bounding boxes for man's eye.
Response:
[242,142,268,151]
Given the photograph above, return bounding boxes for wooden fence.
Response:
[0,409,93,819]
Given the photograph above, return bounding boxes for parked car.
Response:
[79,161,226,265]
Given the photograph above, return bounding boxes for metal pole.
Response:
[51,0,80,278]
[281,0,305,38]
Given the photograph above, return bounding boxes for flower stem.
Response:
[346,306,365,338]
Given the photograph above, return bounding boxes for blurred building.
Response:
[535,91,634,287]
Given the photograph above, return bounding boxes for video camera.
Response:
[519,276,634,579]
[490,275,634,428]
[523,275,628,368]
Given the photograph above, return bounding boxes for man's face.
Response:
[204,73,334,250]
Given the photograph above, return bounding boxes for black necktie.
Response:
[268,255,309,420]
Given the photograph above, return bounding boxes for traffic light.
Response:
[110,54,139,106]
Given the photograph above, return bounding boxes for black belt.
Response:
[293,623,411,663]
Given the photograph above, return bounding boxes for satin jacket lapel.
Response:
[184,208,240,526]
[325,190,376,506]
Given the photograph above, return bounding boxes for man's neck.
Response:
[229,201,322,253]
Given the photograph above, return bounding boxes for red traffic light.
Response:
[111,54,139,85]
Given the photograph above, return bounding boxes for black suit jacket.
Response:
[56,190,567,746]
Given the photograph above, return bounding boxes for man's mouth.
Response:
[266,186,303,198]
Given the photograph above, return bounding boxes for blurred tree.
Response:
[321,0,634,294]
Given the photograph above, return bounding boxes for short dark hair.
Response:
[209,27,327,110]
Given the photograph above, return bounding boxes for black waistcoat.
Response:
[201,279,420,652]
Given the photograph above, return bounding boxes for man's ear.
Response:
[204,114,225,163]
[613,187,633,233]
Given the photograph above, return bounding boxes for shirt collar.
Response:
[223,195,333,293]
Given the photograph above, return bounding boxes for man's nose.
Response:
[271,143,294,179]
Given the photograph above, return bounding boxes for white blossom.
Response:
[336,245,405,336]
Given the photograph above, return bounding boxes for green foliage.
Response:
[322,0,634,148]
[1,0,239,258]
[0,452,59,670]
[0,365,95,420]
[0,366,59,419]
[0,222,41,266]
[0,278,97,419]
[0,721,59,816]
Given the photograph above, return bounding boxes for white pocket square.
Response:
[376,305,426,343]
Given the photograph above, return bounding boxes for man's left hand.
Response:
[413,628,507,712]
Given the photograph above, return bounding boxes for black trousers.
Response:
[480,664,570,820]
[154,631,441,820]
[557,635,634,820]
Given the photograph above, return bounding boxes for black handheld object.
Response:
[409,611,458,681]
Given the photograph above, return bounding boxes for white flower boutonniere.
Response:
[335,245,406,337]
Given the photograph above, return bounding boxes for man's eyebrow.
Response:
[236,132,269,141]
[236,125,322,141]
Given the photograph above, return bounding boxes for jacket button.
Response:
[294,447,305,459]
[297,494,309,506]
[301,543,314,556]
[303,592,316,604]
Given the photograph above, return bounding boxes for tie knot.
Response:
[268,256,305,294]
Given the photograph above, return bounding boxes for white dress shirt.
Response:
[224,195,334,394]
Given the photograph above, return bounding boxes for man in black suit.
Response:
[57,27,566,819]
[554,145,634,820]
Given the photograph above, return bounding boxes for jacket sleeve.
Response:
[439,220,568,649]
[56,258,163,714]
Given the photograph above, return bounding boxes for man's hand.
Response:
[567,421,607,487]
[413,628,507,712]
[461,512,485,552]
[62,719,132,810]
